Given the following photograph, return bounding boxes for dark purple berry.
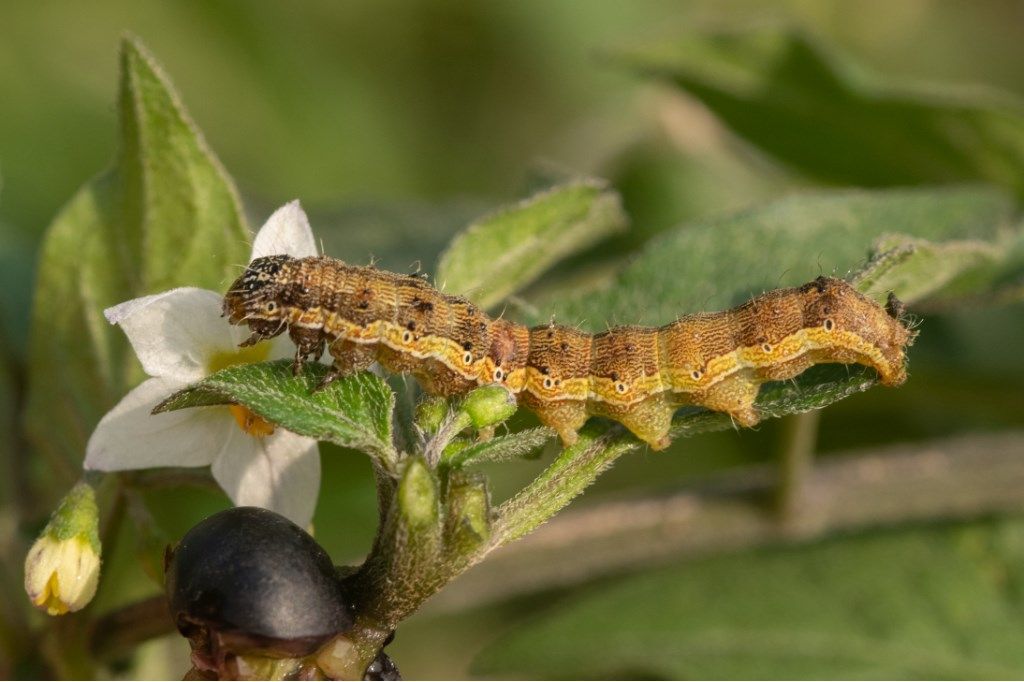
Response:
[165,507,353,664]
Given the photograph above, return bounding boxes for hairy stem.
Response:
[492,423,638,548]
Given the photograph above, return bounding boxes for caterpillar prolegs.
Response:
[223,255,913,450]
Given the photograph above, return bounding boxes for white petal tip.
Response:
[251,201,318,261]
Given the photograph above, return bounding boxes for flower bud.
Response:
[24,482,101,616]
[459,385,516,430]
[414,396,448,434]
[444,473,491,556]
[397,457,438,530]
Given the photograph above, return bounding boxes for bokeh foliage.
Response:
[3,3,1024,679]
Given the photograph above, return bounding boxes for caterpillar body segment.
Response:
[224,255,912,450]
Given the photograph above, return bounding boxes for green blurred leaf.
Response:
[0,335,30,656]
[436,179,628,309]
[474,520,1024,679]
[155,360,396,463]
[549,186,1017,326]
[23,37,250,473]
[0,225,34,355]
[617,26,1024,195]
[316,198,490,275]
[608,136,788,247]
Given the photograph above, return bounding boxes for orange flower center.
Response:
[229,405,276,437]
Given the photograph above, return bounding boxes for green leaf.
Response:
[436,179,628,309]
[549,186,1016,326]
[617,26,1024,195]
[23,37,250,472]
[442,427,553,469]
[155,360,396,464]
[474,519,1024,679]
[853,231,1024,306]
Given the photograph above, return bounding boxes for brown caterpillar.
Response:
[223,256,913,450]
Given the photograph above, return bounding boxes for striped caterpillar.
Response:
[223,256,913,450]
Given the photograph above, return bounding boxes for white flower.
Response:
[85,202,322,527]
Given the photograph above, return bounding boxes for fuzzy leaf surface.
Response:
[436,179,628,309]
[155,361,395,462]
[23,38,249,470]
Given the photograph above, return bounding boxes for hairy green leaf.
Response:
[853,231,1024,306]
[155,361,396,463]
[442,427,553,469]
[436,179,628,309]
[548,186,1015,326]
[24,37,249,472]
[617,26,1024,195]
[474,520,1024,679]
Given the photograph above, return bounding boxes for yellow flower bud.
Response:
[24,482,101,616]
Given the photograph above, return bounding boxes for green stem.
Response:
[491,423,639,547]
[775,410,821,520]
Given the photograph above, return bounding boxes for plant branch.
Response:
[490,423,638,548]
[90,595,174,661]
[428,430,1024,612]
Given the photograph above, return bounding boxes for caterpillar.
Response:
[223,255,913,450]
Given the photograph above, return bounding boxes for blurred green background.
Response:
[3,1,1024,679]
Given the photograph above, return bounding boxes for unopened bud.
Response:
[444,473,491,556]
[397,457,438,529]
[415,396,449,434]
[459,385,516,430]
[24,482,101,616]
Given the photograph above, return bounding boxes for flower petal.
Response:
[105,288,246,382]
[211,430,321,527]
[250,200,319,261]
[84,377,228,471]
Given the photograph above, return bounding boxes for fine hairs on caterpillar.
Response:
[223,255,913,450]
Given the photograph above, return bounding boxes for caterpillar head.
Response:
[223,255,293,330]
[799,276,913,386]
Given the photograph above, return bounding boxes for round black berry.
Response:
[165,507,353,659]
